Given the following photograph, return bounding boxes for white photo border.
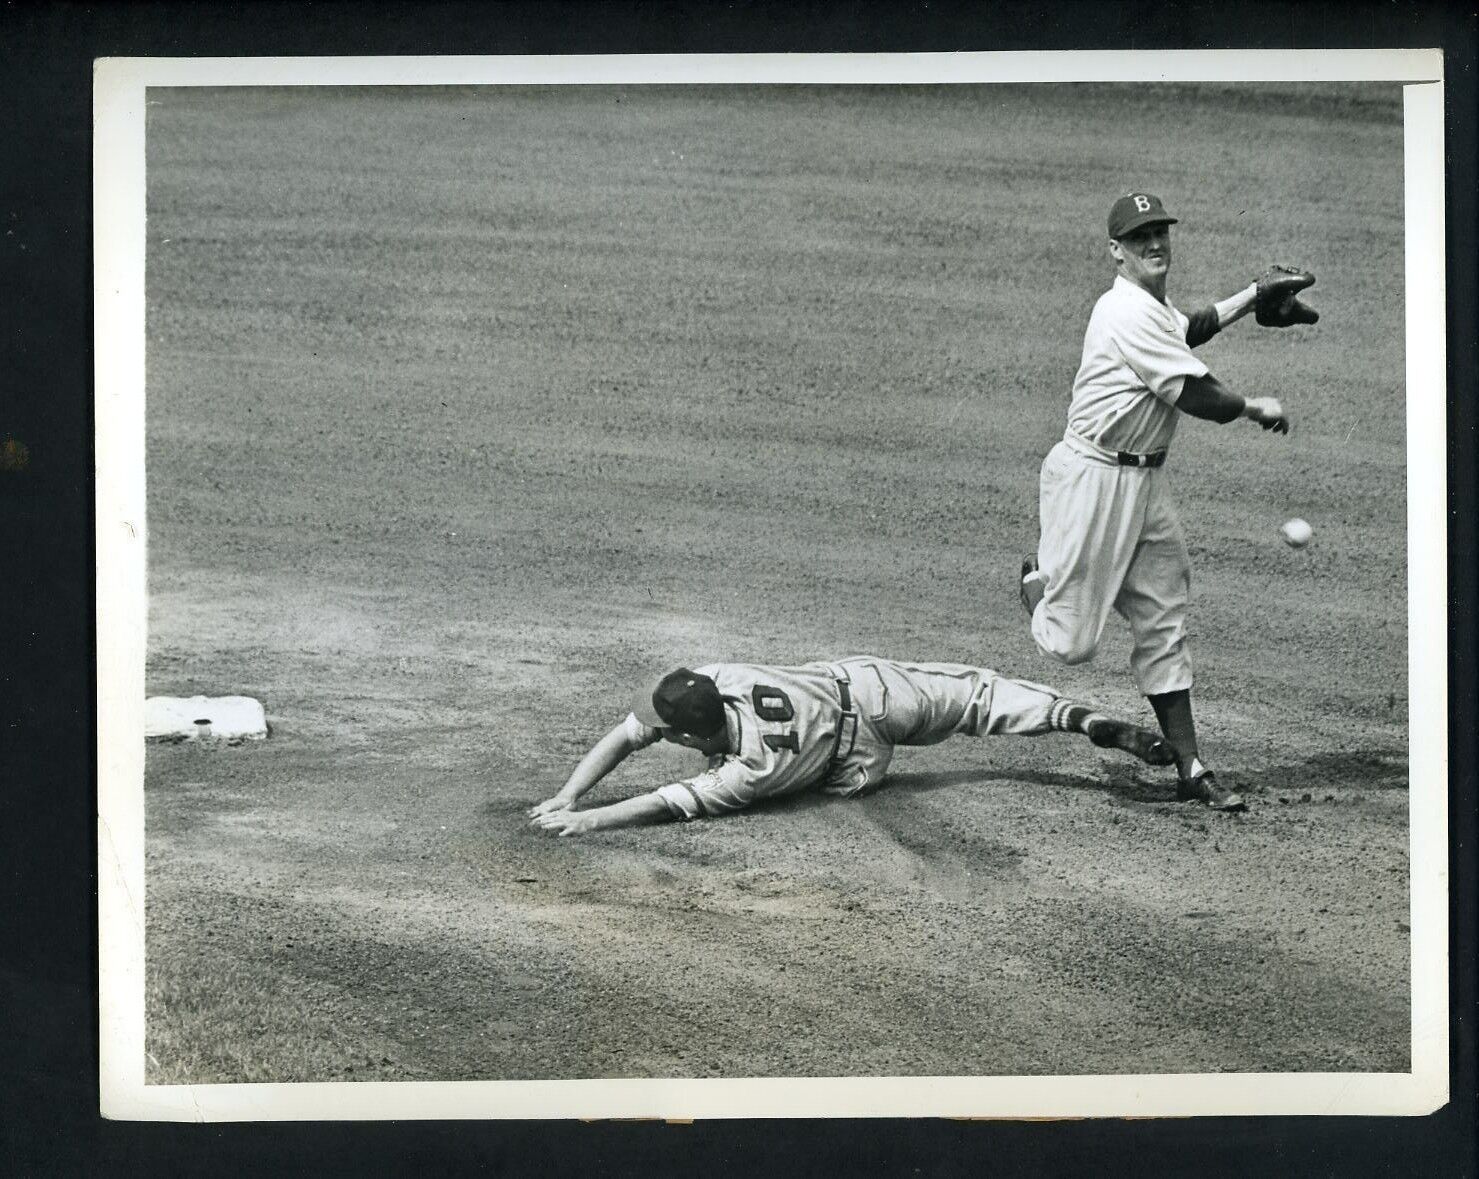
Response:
[95,49,1448,1121]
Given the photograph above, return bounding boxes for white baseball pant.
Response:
[1031,438,1194,696]
[820,657,1067,798]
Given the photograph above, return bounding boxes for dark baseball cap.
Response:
[633,668,726,738]
[1107,192,1178,239]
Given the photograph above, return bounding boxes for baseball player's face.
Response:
[1111,224,1172,288]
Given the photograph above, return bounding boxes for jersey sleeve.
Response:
[1111,305,1210,405]
[623,712,662,750]
[653,760,761,820]
[1183,305,1222,349]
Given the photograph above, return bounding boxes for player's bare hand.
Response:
[1244,396,1290,434]
[531,808,593,837]
[528,796,573,818]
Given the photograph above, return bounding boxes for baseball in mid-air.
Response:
[1280,517,1313,549]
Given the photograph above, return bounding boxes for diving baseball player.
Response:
[529,656,1175,835]
[1018,192,1318,812]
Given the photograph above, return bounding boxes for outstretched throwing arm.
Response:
[1177,372,1290,434]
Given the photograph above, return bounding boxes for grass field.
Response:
[142,81,1409,1082]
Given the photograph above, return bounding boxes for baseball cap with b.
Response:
[633,667,726,737]
[1107,192,1178,239]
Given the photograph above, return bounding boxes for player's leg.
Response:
[869,659,1174,767]
[1029,445,1144,666]
[1115,477,1244,809]
[978,673,1175,765]
[1146,689,1198,771]
[1145,689,1240,809]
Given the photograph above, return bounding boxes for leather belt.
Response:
[828,669,859,771]
[1064,429,1169,470]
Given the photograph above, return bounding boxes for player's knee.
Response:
[1034,619,1099,666]
[1055,639,1098,666]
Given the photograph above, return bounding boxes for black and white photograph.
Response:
[95,52,1448,1120]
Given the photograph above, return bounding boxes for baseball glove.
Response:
[1255,265,1319,327]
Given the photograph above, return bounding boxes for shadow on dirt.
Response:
[479,798,544,819]
[879,745,1408,806]
[882,765,1179,806]
[476,747,1408,831]
[882,767,1092,795]
[1230,747,1408,794]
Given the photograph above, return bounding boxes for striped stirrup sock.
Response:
[1048,698,1100,734]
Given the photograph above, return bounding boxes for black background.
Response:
[2,1,1474,1173]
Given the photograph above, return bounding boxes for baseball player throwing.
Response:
[1019,192,1318,812]
[529,656,1175,835]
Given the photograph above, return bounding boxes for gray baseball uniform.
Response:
[625,657,1075,820]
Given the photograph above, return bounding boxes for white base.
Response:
[144,695,268,742]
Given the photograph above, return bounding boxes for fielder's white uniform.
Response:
[1032,274,1208,695]
[623,658,1077,820]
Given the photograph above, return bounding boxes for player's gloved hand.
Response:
[528,796,574,818]
[531,808,592,837]
[1254,265,1319,327]
[1243,396,1290,434]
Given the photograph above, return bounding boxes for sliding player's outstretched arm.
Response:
[531,791,674,837]
[528,722,639,817]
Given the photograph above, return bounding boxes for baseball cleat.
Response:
[1019,555,1044,616]
[1085,716,1178,766]
[1176,769,1246,811]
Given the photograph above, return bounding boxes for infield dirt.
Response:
[141,82,1410,1082]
